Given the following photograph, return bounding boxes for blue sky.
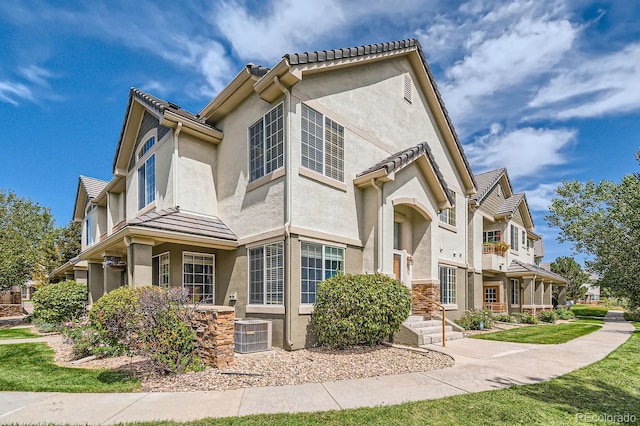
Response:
[1,0,639,264]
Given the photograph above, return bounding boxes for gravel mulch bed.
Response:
[46,334,454,392]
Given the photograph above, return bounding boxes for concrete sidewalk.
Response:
[0,311,634,425]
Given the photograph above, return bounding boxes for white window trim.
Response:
[300,241,345,305]
[248,102,285,183]
[85,204,97,247]
[511,278,521,306]
[152,252,170,287]
[135,129,158,213]
[300,103,345,183]
[438,193,457,227]
[247,241,285,306]
[439,265,457,305]
[182,252,215,304]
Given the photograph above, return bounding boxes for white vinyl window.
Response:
[158,253,170,287]
[85,205,96,246]
[183,253,214,303]
[511,279,521,305]
[510,225,519,251]
[301,242,344,304]
[301,104,344,182]
[249,103,284,182]
[483,230,501,243]
[137,136,156,210]
[248,242,284,305]
[438,193,456,226]
[439,265,457,305]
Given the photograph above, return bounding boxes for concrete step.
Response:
[414,325,453,335]
[404,320,442,329]
[405,315,425,322]
[419,331,465,345]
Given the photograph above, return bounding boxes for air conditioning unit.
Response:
[234,319,272,354]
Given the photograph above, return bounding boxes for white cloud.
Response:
[525,182,561,211]
[0,81,33,105]
[441,15,578,124]
[19,65,55,86]
[214,0,347,63]
[529,43,640,119]
[465,125,576,179]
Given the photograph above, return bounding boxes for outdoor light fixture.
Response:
[103,256,127,270]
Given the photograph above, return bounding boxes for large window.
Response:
[159,253,170,287]
[137,136,156,210]
[301,104,344,182]
[438,193,456,226]
[183,253,214,303]
[510,225,519,251]
[301,242,344,304]
[511,279,521,305]
[248,242,284,305]
[439,265,457,305]
[483,230,501,243]
[249,103,284,182]
[85,205,95,246]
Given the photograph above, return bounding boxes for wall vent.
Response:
[234,320,272,354]
[403,74,413,103]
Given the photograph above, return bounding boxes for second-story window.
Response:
[301,104,344,182]
[85,205,96,246]
[510,224,519,251]
[137,136,156,210]
[249,103,284,182]
[483,230,501,243]
[438,192,456,226]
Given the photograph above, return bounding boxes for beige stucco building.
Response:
[52,39,565,349]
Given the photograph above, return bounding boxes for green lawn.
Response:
[0,328,39,340]
[572,318,605,325]
[0,343,140,392]
[469,323,601,344]
[570,304,609,318]
[132,323,640,426]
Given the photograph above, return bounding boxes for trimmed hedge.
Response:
[312,273,411,348]
[31,280,87,328]
[455,309,494,330]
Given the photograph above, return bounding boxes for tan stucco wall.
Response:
[87,262,104,305]
[176,133,217,216]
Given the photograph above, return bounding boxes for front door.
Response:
[393,252,402,282]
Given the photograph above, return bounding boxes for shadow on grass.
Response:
[97,369,136,384]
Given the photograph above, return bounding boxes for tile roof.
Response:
[130,88,214,127]
[470,168,506,203]
[286,38,476,189]
[496,193,525,216]
[356,141,454,205]
[246,63,270,77]
[79,176,108,199]
[508,259,568,284]
[128,208,237,241]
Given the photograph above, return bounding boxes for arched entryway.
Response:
[391,198,433,287]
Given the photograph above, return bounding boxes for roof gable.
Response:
[72,176,108,221]
[354,141,453,210]
[113,88,222,176]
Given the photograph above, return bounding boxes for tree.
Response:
[546,152,640,307]
[54,221,81,265]
[0,189,56,290]
[550,257,589,301]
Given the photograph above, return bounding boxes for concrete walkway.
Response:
[0,311,634,425]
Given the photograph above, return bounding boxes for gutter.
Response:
[173,122,182,209]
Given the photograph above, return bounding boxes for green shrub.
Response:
[31,280,87,329]
[89,286,143,355]
[512,312,540,324]
[493,313,514,323]
[137,287,202,374]
[60,316,120,359]
[455,309,494,330]
[624,310,640,322]
[537,309,557,323]
[311,273,411,348]
[555,307,575,320]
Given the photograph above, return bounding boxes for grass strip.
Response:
[570,305,609,318]
[470,323,600,344]
[0,328,39,340]
[0,343,140,393]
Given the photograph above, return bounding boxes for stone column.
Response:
[543,282,552,307]
[87,262,105,305]
[558,285,567,306]
[190,306,235,368]
[522,277,534,313]
[535,280,544,306]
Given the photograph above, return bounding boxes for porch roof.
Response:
[127,208,237,241]
[507,259,568,284]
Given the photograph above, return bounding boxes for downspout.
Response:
[531,274,537,316]
[173,122,183,209]
[274,76,294,349]
[371,179,383,273]
[464,196,469,311]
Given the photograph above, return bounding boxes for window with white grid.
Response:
[438,192,456,226]
[439,265,457,304]
[510,224,519,251]
[159,252,170,287]
[511,279,521,305]
[248,242,284,305]
[182,253,214,303]
[301,104,344,182]
[249,103,284,182]
[301,242,344,304]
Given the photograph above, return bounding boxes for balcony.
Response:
[482,243,507,273]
